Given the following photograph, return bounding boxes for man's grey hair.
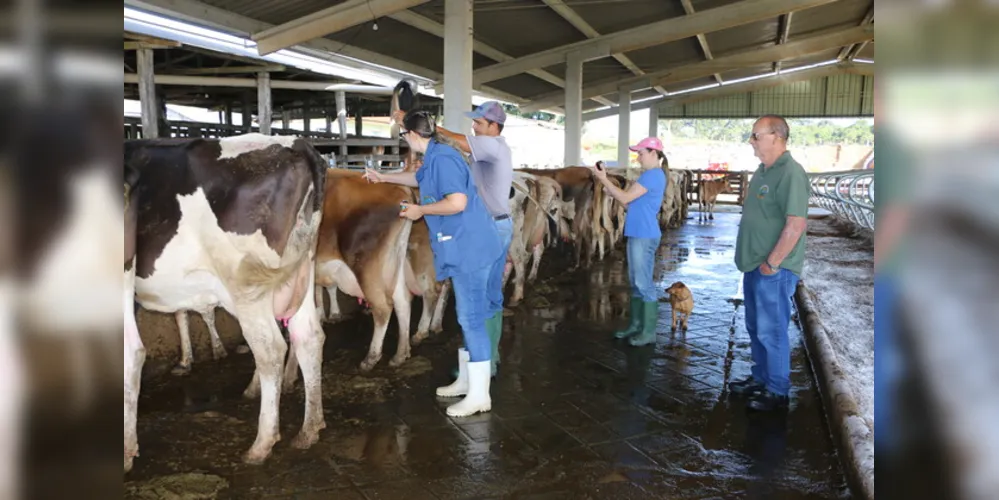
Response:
[758,114,790,140]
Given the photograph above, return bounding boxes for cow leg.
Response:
[326,286,343,322]
[202,308,227,361]
[413,284,436,345]
[510,249,527,307]
[283,333,299,394]
[171,311,193,376]
[361,289,392,372]
[389,268,412,368]
[528,244,544,282]
[0,281,23,496]
[288,269,326,449]
[315,284,326,323]
[430,280,451,334]
[243,369,260,400]
[124,268,144,473]
[236,301,287,465]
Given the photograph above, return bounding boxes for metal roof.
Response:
[124,0,874,114]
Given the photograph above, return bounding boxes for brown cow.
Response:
[313,169,417,372]
[517,167,601,269]
[699,174,732,221]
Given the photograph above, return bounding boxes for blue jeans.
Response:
[744,268,800,396]
[488,218,514,315]
[452,264,493,363]
[627,237,661,302]
[875,275,899,451]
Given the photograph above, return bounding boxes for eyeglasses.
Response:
[749,131,775,141]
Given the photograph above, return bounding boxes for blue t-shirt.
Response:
[415,139,503,280]
[624,168,667,239]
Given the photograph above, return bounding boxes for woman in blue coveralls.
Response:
[364,110,503,418]
[591,137,668,347]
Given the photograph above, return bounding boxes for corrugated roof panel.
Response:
[623,39,707,72]
[326,18,447,73]
[489,73,562,101]
[570,0,686,36]
[470,3,590,58]
[706,19,781,55]
[790,0,871,37]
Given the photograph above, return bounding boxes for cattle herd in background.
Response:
[122,89,692,472]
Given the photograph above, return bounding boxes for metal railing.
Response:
[808,170,875,231]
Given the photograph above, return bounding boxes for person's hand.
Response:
[590,161,607,181]
[399,202,424,221]
[363,167,384,184]
[759,263,780,276]
[392,110,406,126]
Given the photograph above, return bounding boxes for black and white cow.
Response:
[124,133,328,472]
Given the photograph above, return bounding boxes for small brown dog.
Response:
[665,282,695,332]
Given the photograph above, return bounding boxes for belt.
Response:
[493,214,510,221]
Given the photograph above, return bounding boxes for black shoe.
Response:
[729,376,765,396]
[747,390,790,412]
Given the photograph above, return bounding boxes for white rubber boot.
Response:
[436,349,469,398]
[446,361,493,418]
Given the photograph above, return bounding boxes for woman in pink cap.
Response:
[591,136,668,347]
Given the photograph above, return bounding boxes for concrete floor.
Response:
[125,212,852,499]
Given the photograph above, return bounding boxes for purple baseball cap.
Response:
[465,101,507,124]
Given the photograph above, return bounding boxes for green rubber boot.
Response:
[628,301,660,347]
[614,297,645,340]
[489,311,502,377]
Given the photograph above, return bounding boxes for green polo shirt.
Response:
[735,151,810,275]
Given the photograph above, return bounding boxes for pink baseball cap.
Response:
[628,137,664,152]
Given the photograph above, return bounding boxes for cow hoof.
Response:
[236,344,251,355]
[212,346,229,360]
[242,384,260,400]
[389,354,409,368]
[291,425,324,450]
[412,331,429,346]
[282,381,297,395]
[360,356,381,373]
[171,364,191,377]
[124,448,137,473]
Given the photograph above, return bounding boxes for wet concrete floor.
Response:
[126,211,852,499]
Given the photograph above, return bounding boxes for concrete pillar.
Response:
[648,102,659,138]
[443,0,473,132]
[136,48,159,139]
[617,86,631,169]
[281,109,289,131]
[256,72,272,135]
[564,51,583,167]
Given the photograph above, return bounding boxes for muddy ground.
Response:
[123,211,853,499]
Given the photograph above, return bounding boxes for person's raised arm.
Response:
[363,168,418,187]
[591,162,648,205]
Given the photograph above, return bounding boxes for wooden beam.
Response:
[679,0,724,85]
[523,24,873,112]
[389,10,569,95]
[540,0,669,96]
[473,0,840,86]
[173,64,286,75]
[137,48,160,138]
[838,4,874,60]
[774,12,794,73]
[257,72,272,134]
[124,41,181,50]
[125,0,524,104]
[252,0,431,56]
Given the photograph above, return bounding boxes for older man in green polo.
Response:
[730,115,810,412]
